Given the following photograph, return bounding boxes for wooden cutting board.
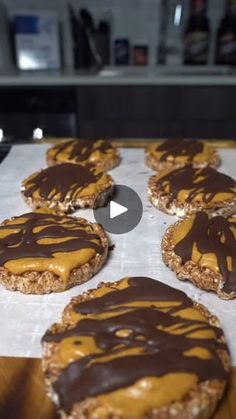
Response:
[0,357,235,419]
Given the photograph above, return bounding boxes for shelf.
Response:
[0,66,236,87]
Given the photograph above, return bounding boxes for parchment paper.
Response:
[0,144,235,363]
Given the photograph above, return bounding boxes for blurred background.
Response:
[1,0,236,149]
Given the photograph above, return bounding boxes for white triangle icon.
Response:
[110,201,128,219]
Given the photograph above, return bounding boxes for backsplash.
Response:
[0,0,231,68]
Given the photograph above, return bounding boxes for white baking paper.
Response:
[0,144,235,363]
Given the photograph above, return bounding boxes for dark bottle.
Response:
[215,0,236,65]
[184,0,210,65]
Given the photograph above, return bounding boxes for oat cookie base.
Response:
[21,182,114,213]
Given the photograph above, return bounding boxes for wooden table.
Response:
[0,357,235,419]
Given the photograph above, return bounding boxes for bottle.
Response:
[114,39,130,65]
[157,0,168,64]
[184,0,210,65]
[133,45,149,65]
[215,0,236,65]
[166,0,184,65]
[157,0,184,65]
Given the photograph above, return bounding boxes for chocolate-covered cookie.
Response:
[42,277,229,419]
[21,163,114,213]
[146,139,220,171]
[148,165,236,217]
[47,139,120,171]
[162,211,236,299]
[0,212,108,294]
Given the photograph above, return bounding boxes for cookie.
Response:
[162,211,236,299]
[47,139,120,171]
[148,165,236,217]
[21,163,114,213]
[0,212,108,294]
[146,139,220,171]
[42,276,229,419]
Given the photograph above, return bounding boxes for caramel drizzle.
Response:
[157,140,204,162]
[43,277,227,413]
[23,163,103,202]
[54,140,113,163]
[156,166,235,203]
[174,212,236,293]
[0,213,103,265]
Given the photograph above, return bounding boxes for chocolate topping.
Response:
[156,166,236,203]
[43,277,228,413]
[0,212,103,265]
[174,212,236,293]
[53,140,113,163]
[23,163,103,202]
[157,140,204,162]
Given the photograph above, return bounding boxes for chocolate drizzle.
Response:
[0,212,103,265]
[53,140,113,163]
[174,212,236,293]
[23,163,103,202]
[157,140,204,162]
[43,277,228,413]
[156,166,236,203]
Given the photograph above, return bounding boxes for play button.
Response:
[94,185,143,234]
[110,201,128,219]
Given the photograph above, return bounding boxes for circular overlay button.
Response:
[94,185,143,235]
